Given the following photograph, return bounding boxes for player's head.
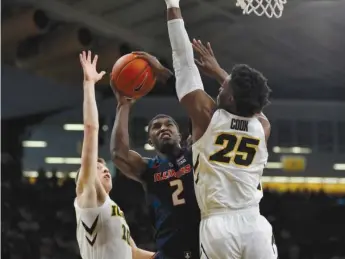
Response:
[96,158,112,193]
[75,158,112,193]
[217,64,271,117]
[147,114,181,154]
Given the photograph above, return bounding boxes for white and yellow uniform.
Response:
[193,109,277,259]
[74,196,132,259]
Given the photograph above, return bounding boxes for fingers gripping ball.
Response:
[111,53,156,99]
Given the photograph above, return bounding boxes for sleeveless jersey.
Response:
[192,109,268,214]
[141,148,200,259]
[74,196,132,259]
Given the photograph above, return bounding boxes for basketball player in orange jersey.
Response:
[74,50,154,259]
[134,1,277,258]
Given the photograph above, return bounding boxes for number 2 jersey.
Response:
[74,196,132,259]
[192,109,268,214]
[141,149,200,259]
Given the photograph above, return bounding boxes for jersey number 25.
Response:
[209,133,260,167]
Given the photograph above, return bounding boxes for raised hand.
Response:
[79,50,106,83]
[131,51,173,83]
[114,90,135,107]
[192,39,221,78]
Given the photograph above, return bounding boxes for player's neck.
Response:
[157,144,182,159]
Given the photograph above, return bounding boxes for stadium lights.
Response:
[23,171,65,178]
[46,172,53,178]
[144,143,155,151]
[23,171,77,178]
[333,163,345,171]
[69,172,78,178]
[261,176,345,185]
[265,162,283,169]
[45,157,81,164]
[23,171,39,178]
[273,146,312,154]
[22,140,47,148]
[63,124,84,131]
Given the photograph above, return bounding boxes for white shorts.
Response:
[199,207,278,259]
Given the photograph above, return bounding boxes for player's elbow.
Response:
[110,140,130,161]
[83,124,99,143]
[84,123,99,132]
[111,151,129,167]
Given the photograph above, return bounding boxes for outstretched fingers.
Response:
[92,54,99,66]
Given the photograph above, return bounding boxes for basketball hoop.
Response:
[236,0,286,18]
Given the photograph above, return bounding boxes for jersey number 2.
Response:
[209,133,260,167]
[170,179,186,206]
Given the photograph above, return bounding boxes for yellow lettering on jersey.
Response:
[111,204,124,218]
[121,224,130,245]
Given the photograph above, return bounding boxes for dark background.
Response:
[1,0,345,258]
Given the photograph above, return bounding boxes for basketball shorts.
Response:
[199,206,278,259]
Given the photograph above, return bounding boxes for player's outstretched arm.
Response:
[192,39,229,85]
[110,93,147,183]
[130,238,155,259]
[76,51,106,208]
[164,1,216,143]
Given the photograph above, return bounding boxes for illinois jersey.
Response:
[74,196,132,259]
[192,109,268,213]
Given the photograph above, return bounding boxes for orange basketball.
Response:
[111,53,156,99]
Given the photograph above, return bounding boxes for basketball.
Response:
[111,53,156,99]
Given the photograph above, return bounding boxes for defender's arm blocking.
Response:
[166,5,216,143]
[76,51,106,208]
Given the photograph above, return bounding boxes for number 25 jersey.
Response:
[192,109,268,213]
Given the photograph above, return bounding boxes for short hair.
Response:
[75,157,106,183]
[147,114,179,133]
[229,64,271,117]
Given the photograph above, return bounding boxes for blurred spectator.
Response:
[2,171,345,259]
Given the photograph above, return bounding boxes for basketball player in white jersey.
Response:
[135,1,277,258]
[75,50,155,259]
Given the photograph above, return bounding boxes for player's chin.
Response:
[101,179,112,192]
[159,137,175,146]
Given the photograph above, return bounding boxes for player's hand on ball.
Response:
[79,50,106,83]
[132,51,173,83]
[114,90,135,106]
[192,39,221,78]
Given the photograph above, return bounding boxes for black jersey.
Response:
[141,148,200,259]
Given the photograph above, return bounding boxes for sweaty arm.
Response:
[110,102,147,183]
[76,80,100,208]
[166,5,216,143]
[130,238,155,259]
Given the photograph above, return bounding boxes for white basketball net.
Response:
[236,0,286,18]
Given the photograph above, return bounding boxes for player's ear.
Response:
[229,94,234,104]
